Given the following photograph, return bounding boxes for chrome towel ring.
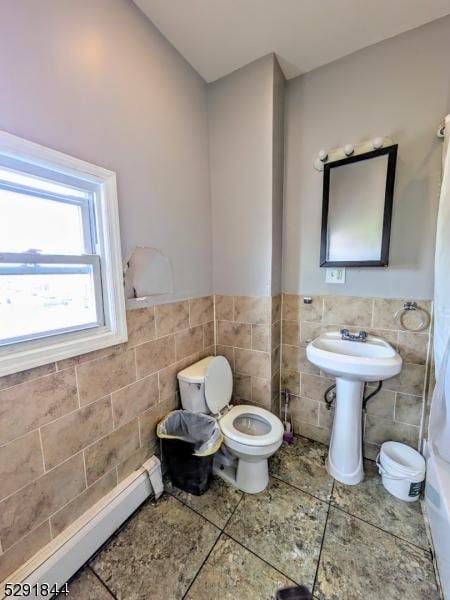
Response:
[394,301,430,332]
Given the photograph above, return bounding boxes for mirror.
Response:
[320,145,397,267]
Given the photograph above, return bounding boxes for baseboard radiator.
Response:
[1,456,163,600]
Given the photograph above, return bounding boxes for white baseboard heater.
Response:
[1,456,163,600]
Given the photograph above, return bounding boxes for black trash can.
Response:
[162,438,214,495]
[157,410,222,496]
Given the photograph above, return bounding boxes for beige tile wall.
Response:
[3,290,427,581]
[0,297,214,583]
[280,294,432,460]
[214,294,281,414]
[422,328,436,443]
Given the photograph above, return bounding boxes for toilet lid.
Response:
[220,405,284,446]
[204,356,233,415]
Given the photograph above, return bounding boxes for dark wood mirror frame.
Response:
[320,144,398,268]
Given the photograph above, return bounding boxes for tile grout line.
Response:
[312,479,334,595]
[170,474,327,591]
[37,428,47,473]
[81,449,89,490]
[0,516,51,556]
[133,347,138,381]
[88,564,119,599]
[0,449,88,506]
[74,366,81,409]
[221,490,244,532]
[86,494,157,568]
[181,530,224,600]
[4,465,118,554]
[181,533,223,600]
[223,529,301,587]
[270,446,431,554]
[329,502,433,555]
[2,361,165,450]
[170,490,246,599]
[109,395,116,432]
[269,472,331,505]
[164,488,229,532]
[166,481,245,533]
[0,363,58,392]
[177,488,301,598]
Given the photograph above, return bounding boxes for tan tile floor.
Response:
[67,436,439,599]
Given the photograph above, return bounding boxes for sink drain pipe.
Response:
[324,381,383,411]
[362,381,383,409]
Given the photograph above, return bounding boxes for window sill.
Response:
[0,325,128,377]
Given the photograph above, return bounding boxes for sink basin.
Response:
[307,331,402,381]
[306,331,402,486]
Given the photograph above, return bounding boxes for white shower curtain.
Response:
[429,114,450,463]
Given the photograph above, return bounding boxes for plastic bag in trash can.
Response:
[157,410,223,456]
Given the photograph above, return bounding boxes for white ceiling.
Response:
[133,0,450,82]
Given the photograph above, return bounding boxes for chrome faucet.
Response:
[340,329,368,342]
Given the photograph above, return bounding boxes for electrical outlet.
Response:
[325,268,346,284]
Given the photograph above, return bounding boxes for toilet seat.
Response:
[219,405,283,447]
[204,356,233,415]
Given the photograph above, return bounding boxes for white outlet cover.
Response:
[325,267,346,284]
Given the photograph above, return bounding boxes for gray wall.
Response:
[1,2,448,303]
[283,16,450,299]
[208,55,282,297]
[208,55,273,297]
[271,59,285,295]
[0,0,212,301]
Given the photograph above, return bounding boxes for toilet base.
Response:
[213,452,269,494]
[236,457,269,493]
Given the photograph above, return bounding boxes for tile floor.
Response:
[67,436,440,599]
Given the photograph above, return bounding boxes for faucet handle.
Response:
[358,331,368,340]
[340,328,349,336]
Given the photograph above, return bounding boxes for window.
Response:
[0,130,127,376]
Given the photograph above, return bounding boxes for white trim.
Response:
[0,130,127,377]
[0,130,116,183]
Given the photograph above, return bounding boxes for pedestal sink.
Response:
[306,331,402,485]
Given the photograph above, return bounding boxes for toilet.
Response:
[177,355,284,494]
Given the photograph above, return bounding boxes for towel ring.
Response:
[394,301,430,332]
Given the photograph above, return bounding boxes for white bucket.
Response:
[376,441,426,502]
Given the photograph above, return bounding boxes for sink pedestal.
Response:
[306,330,402,485]
[327,378,364,485]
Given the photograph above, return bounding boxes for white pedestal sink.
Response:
[306,332,402,485]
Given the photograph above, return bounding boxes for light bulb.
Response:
[372,137,383,149]
[344,144,354,156]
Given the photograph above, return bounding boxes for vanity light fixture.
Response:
[313,136,392,171]
[314,150,328,171]
[344,144,354,156]
[437,123,446,139]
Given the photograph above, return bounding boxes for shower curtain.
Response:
[429,114,450,463]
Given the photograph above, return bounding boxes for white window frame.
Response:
[0,130,127,377]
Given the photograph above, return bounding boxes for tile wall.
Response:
[280,294,432,459]
[0,297,214,583]
[422,327,436,442]
[214,295,281,414]
[1,291,430,582]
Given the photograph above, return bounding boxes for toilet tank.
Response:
[177,356,214,413]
